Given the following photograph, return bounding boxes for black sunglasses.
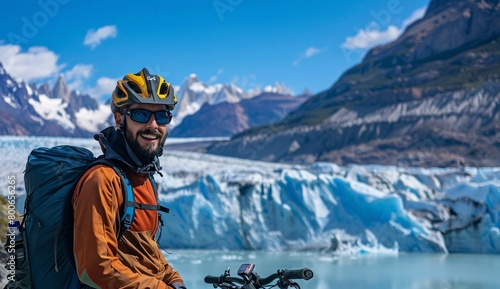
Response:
[126,109,172,125]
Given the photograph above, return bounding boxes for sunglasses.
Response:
[126,109,172,125]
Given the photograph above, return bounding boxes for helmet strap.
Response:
[120,107,129,131]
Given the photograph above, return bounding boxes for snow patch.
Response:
[28,94,75,130]
[75,103,112,132]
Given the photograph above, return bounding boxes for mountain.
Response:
[0,64,111,137]
[170,74,294,128]
[207,0,500,168]
[0,65,301,138]
[170,92,310,137]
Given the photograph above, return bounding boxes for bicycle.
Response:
[204,263,314,289]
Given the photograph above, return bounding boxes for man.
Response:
[72,68,187,289]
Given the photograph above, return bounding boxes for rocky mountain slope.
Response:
[207,0,500,168]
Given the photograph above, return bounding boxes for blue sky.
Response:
[0,0,429,99]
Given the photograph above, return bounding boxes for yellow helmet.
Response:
[111,68,177,113]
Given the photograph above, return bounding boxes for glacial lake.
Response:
[166,250,499,289]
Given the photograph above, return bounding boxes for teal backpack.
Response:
[4,145,168,289]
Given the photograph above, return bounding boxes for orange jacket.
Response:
[73,164,185,289]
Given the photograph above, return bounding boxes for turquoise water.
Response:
[166,251,499,289]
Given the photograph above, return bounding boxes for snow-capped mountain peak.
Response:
[171,75,294,127]
[0,65,111,136]
[263,81,294,95]
[52,74,71,102]
[0,63,298,137]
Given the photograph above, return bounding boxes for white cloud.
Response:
[305,47,321,57]
[230,73,259,91]
[209,68,224,83]
[64,64,93,91]
[403,7,427,28]
[342,7,426,51]
[342,24,401,50]
[84,25,117,49]
[65,64,93,80]
[0,44,115,100]
[293,47,324,66]
[88,77,117,99]
[0,44,61,82]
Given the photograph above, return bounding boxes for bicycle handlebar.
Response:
[284,268,314,281]
[204,275,245,285]
[258,268,313,286]
[204,265,314,289]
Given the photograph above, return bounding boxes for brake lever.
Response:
[213,267,232,289]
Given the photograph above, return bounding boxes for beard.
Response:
[125,128,167,163]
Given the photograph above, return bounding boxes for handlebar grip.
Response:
[204,275,221,284]
[205,275,246,285]
[283,268,314,280]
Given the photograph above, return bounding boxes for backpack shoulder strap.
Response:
[90,158,169,240]
[148,176,170,214]
[122,176,169,215]
[90,158,134,239]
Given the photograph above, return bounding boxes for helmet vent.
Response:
[128,81,142,94]
[159,82,169,95]
[115,88,126,99]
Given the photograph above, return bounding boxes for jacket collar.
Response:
[94,126,162,176]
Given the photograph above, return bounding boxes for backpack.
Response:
[4,145,168,289]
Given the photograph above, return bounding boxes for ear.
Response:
[114,112,123,128]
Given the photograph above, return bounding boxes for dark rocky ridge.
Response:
[207,0,500,167]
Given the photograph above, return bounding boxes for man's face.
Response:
[118,103,169,162]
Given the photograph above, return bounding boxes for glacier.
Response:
[1,136,499,254]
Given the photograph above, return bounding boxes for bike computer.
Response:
[237,263,255,277]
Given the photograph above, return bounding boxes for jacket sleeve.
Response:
[73,165,169,289]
